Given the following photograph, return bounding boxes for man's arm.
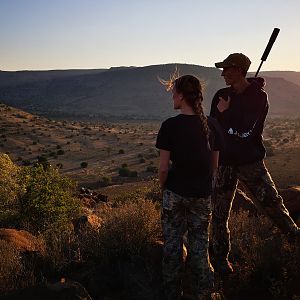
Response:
[227,93,268,139]
[159,149,170,190]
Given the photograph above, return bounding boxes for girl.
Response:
[156,74,220,300]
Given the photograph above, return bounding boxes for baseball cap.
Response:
[215,53,251,71]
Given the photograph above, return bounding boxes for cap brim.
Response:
[215,62,232,68]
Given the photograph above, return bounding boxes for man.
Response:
[210,53,300,275]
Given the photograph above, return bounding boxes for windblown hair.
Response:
[160,71,210,140]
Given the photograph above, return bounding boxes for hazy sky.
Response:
[1,0,300,71]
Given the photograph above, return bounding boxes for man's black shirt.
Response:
[210,78,268,166]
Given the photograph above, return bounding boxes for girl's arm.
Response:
[159,149,170,190]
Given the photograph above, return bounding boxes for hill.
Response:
[258,71,300,86]
[0,65,300,119]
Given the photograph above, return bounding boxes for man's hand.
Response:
[217,96,231,113]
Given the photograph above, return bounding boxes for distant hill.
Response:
[257,71,300,87]
[0,65,300,119]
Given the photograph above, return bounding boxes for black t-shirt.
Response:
[156,114,220,198]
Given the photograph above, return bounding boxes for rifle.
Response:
[255,28,280,77]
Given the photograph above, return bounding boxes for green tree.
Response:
[0,154,21,214]
[18,164,81,233]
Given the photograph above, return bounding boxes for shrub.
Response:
[18,164,82,233]
[224,210,300,299]
[119,167,131,177]
[57,149,64,155]
[41,224,77,273]
[118,149,125,154]
[119,167,137,177]
[80,161,88,168]
[90,199,161,260]
[0,240,23,293]
[139,158,146,163]
[145,179,162,203]
[0,154,21,215]
[100,176,112,187]
[36,155,50,170]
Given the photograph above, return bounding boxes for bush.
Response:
[18,164,82,233]
[57,149,64,155]
[36,155,50,170]
[118,149,125,154]
[42,224,77,274]
[0,154,21,216]
[119,167,138,177]
[223,210,300,299]
[0,240,23,293]
[91,199,161,260]
[100,176,112,187]
[118,167,131,177]
[80,161,88,168]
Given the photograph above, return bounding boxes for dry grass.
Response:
[225,210,300,299]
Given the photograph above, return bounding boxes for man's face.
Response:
[172,87,183,109]
[221,66,243,85]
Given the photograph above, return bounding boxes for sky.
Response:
[1,0,300,72]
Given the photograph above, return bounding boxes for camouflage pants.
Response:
[211,160,299,268]
[162,189,214,300]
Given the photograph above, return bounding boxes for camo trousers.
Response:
[162,189,214,300]
[211,160,299,268]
